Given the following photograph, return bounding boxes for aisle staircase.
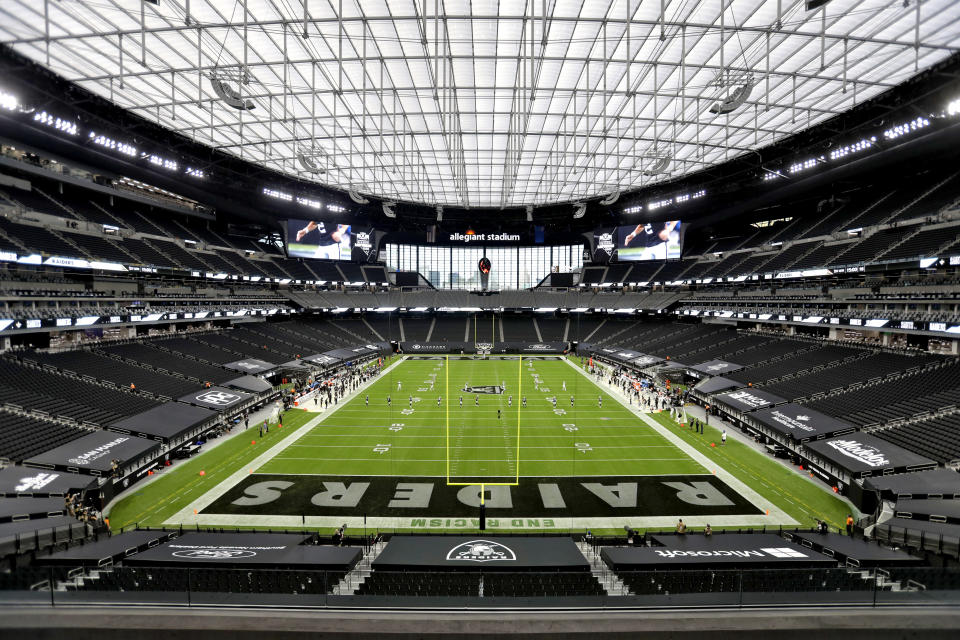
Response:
[333,538,388,595]
[577,539,626,595]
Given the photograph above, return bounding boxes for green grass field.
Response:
[107,355,853,534]
[260,356,702,481]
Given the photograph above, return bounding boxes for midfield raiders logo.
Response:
[447,540,516,562]
[170,547,259,559]
[825,439,891,468]
[14,472,61,492]
[196,390,241,406]
[464,385,502,394]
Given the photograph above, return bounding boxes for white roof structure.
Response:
[1,0,958,208]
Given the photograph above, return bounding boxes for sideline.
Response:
[562,357,799,527]
[164,356,409,526]
[105,398,287,514]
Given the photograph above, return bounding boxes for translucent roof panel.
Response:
[1,0,958,208]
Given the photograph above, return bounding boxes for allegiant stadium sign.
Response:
[448,232,521,243]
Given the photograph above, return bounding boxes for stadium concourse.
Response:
[2,0,960,636]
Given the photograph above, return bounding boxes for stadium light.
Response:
[89,131,135,155]
[883,117,929,140]
[263,187,292,201]
[829,137,876,160]
[0,91,17,111]
[948,98,960,116]
[34,111,78,135]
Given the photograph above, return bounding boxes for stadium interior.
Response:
[0,0,960,636]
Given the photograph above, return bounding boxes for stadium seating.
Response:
[27,350,200,399]
[727,345,860,385]
[759,351,936,401]
[500,316,539,342]
[871,413,960,464]
[804,361,960,427]
[356,571,603,597]
[0,358,161,425]
[99,343,235,384]
[0,410,90,462]
[617,568,871,596]
[68,566,342,594]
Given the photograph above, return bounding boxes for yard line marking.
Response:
[563,357,799,526]
[165,356,409,525]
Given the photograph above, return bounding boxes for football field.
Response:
[119,354,856,533]
[259,355,704,481]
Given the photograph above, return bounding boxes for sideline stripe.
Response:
[165,356,409,526]
[562,358,799,526]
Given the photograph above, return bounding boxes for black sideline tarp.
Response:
[224,359,276,374]
[177,386,252,412]
[864,469,960,500]
[0,516,88,555]
[785,531,921,567]
[0,496,67,523]
[694,377,743,395]
[715,388,786,413]
[35,529,178,566]
[631,354,665,368]
[108,402,217,442]
[894,499,960,525]
[689,360,744,375]
[24,432,160,475]
[373,536,589,571]
[752,403,856,443]
[804,433,937,477]
[603,534,834,569]
[0,466,94,496]
[125,532,360,570]
[223,375,273,393]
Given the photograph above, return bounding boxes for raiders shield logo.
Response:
[446,540,516,563]
[196,390,240,406]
